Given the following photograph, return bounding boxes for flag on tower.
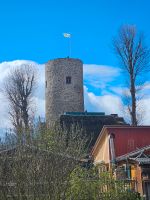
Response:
[63,33,71,38]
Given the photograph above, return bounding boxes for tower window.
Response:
[66,76,71,84]
[45,81,47,88]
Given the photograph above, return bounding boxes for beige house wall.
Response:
[93,131,110,165]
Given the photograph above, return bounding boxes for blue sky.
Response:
[1,0,150,65]
[0,0,150,134]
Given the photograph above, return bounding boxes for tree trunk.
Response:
[130,74,137,126]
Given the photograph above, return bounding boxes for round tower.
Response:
[45,58,84,126]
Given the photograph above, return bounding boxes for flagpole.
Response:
[63,33,72,58]
[69,36,71,58]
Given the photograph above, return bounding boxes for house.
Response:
[91,125,150,199]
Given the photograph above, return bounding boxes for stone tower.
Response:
[45,58,84,126]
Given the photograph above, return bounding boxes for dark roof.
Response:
[60,112,126,151]
[130,158,150,165]
[64,112,105,116]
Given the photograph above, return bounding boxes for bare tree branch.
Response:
[113,25,150,125]
[2,64,37,139]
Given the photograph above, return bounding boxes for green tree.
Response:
[0,125,88,200]
[66,165,141,200]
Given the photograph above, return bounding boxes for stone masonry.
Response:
[45,58,84,126]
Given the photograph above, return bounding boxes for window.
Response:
[127,139,134,150]
[66,76,71,84]
[45,81,47,88]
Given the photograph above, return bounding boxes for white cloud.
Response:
[84,86,124,116]
[33,97,45,118]
[84,64,120,77]
[83,64,121,89]
[0,93,10,128]
[110,86,129,96]
[136,97,150,125]
[143,82,150,90]
[0,60,150,130]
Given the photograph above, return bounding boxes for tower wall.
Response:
[45,58,84,126]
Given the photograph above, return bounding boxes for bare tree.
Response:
[3,64,37,139]
[113,25,150,125]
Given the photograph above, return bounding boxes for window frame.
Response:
[66,76,71,84]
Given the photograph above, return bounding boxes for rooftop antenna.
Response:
[63,33,71,57]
